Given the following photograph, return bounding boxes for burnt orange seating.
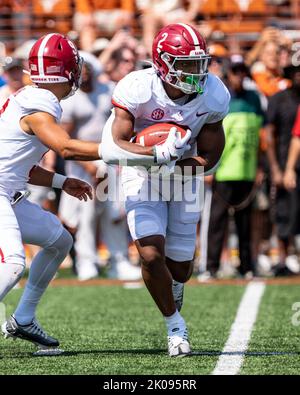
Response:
[84,0,135,12]
[32,0,73,33]
[74,0,93,13]
[221,0,266,14]
[32,0,73,15]
[218,19,264,33]
[199,0,219,15]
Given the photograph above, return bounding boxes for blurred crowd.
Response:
[1,0,300,281]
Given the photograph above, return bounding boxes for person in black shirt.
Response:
[266,65,300,275]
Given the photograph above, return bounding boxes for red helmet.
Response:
[152,23,210,94]
[28,33,83,97]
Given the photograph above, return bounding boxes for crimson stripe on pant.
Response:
[0,248,5,263]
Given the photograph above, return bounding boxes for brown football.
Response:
[135,123,187,147]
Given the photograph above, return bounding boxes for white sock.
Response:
[14,229,72,325]
[164,310,186,337]
[0,263,24,301]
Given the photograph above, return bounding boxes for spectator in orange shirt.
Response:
[251,41,291,98]
[74,0,135,51]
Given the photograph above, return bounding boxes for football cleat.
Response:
[172,280,184,312]
[168,328,191,357]
[1,316,63,355]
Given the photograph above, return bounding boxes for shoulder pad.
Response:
[203,74,231,113]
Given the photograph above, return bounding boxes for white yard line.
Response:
[212,281,266,375]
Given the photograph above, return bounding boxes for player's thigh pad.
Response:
[0,194,25,265]
[165,187,202,262]
[14,198,64,248]
[125,199,168,241]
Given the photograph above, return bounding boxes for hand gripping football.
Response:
[135,123,188,147]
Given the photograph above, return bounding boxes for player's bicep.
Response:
[101,106,154,163]
[24,112,70,153]
[111,107,135,144]
[197,120,225,167]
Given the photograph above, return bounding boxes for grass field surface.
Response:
[0,280,300,375]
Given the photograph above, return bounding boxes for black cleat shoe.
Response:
[2,316,63,355]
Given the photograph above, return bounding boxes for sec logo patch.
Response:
[151,108,164,120]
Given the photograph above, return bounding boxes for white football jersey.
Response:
[0,86,62,193]
[112,67,230,156]
[112,67,230,182]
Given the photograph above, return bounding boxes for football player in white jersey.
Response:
[101,23,230,356]
[0,33,188,354]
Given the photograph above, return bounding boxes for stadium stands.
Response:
[0,0,300,53]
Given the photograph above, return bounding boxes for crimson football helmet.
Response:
[152,23,210,94]
[28,33,83,98]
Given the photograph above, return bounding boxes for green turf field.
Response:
[0,282,299,375]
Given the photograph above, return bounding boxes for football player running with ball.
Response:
[0,33,184,355]
[102,24,230,356]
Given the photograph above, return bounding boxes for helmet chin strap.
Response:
[61,56,83,100]
[61,82,78,100]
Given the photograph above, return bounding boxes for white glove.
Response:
[154,127,191,164]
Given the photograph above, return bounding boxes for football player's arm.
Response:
[176,120,225,175]
[60,121,74,136]
[21,112,100,161]
[60,120,98,177]
[111,107,154,156]
[102,107,158,166]
[27,165,55,187]
[28,165,93,201]
[103,107,191,165]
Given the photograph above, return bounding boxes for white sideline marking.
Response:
[212,281,266,375]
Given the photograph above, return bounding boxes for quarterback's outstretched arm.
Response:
[20,112,100,161]
[28,165,93,201]
[176,121,225,175]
